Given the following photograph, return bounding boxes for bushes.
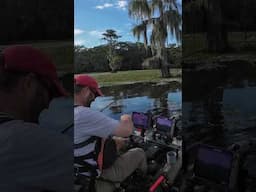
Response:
[74,42,181,73]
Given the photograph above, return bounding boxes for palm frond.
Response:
[129,0,182,56]
[128,0,151,20]
[151,0,163,16]
[132,20,149,48]
[150,18,168,56]
[164,9,182,42]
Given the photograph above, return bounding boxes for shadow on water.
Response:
[91,81,181,120]
[183,61,256,181]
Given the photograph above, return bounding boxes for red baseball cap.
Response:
[1,45,68,97]
[74,74,103,96]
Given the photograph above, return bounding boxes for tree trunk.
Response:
[160,65,170,78]
[206,0,228,52]
[160,59,170,78]
[160,47,170,78]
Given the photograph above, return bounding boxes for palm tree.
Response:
[128,0,181,78]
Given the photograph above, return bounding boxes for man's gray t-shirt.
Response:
[0,120,73,192]
[39,97,73,138]
[74,106,119,174]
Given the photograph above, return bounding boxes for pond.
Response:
[182,63,256,145]
[91,81,182,120]
[182,63,256,185]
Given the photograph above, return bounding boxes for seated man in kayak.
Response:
[0,45,72,192]
[74,74,147,192]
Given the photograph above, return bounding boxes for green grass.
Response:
[86,69,181,86]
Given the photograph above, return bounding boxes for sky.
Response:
[75,0,182,48]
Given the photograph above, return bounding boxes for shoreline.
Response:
[99,78,181,87]
[87,69,181,87]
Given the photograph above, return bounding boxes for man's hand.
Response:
[120,114,132,122]
[113,114,134,137]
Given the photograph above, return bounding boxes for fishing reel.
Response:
[130,111,181,147]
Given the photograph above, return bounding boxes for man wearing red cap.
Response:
[74,74,147,192]
[0,45,72,192]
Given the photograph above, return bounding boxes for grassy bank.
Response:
[88,69,181,86]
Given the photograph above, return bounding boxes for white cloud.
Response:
[116,0,127,10]
[74,28,85,35]
[74,39,85,45]
[95,1,127,10]
[95,3,113,10]
[89,30,104,38]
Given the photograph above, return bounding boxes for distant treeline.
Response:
[75,42,181,73]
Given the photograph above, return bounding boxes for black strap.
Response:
[75,161,98,177]
[61,123,74,134]
[73,106,99,177]
[75,165,97,174]
[60,104,79,134]
[74,136,98,149]
[75,152,96,163]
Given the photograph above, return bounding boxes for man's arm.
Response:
[75,108,134,139]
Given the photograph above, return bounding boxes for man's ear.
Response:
[82,86,89,94]
[21,73,37,90]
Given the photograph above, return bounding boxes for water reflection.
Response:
[223,86,256,142]
[91,82,181,120]
[183,64,256,185]
[183,70,256,146]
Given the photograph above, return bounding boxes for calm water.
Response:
[183,82,256,146]
[91,82,182,120]
[182,64,256,185]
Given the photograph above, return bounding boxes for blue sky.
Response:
[75,0,182,48]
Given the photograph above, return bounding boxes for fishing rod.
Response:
[100,101,116,112]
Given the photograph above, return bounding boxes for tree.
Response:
[102,29,122,72]
[183,0,229,52]
[128,0,181,78]
[109,55,123,72]
[74,45,87,73]
[116,42,149,70]
[204,0,228,52]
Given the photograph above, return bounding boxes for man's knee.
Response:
[127,148,147,164]
[128,147,145,157]
[128,148,147,172]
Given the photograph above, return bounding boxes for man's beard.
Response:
[85,99,93,107]
[84,94,94,107]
